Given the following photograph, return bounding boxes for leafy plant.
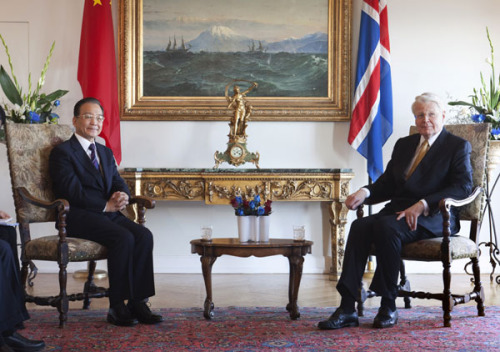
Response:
[448,27,500,139]
[0,34,68,124]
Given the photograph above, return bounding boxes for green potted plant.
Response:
[0,34,68,142]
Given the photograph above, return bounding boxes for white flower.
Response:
[12,103,25,116]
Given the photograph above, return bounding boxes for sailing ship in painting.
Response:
[144,25,328,97]
[165,36,191,53]
[248,40,265,53]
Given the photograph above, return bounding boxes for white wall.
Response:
[1,0,499,275]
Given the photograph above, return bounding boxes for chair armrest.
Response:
[355,197,389,219]
[17,186,70,214]
[17,187,70,242]
[438,186,483,263]
[128,195,156,225]
[355,200,386,219]
[129,195,155,209]
[439,186,483,212]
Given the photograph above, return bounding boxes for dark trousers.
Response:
[0,240,29,334]
[65,210,155,306]
[337,211,434,301]
[0,225,19,273]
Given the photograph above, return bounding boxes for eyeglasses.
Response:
[78,113,105,123]
[415,112,437,120]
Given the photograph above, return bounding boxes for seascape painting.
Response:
[142,0,329,97]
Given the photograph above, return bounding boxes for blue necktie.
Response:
[88,143,99,171]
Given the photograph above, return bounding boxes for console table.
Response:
[120,168,354,279]
[191,238,313,320]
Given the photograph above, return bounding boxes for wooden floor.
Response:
[26,273,499,311]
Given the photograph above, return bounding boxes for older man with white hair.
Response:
[318,92,473,330]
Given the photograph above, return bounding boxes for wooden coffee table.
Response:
[190,238,313,320]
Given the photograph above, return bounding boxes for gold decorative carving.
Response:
[142,180,204,200]
[340,181,350,198]
[270,180,332,200]
[214,81,260,168]
[329,199,350,281]
[208,182,265,203]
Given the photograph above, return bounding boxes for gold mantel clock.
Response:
[214,80,260,168]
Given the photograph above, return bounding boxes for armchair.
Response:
[4,121,155,327]
[356,123,489,327]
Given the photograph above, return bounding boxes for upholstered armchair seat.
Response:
[25,236,108,261]
[401,236,479,261]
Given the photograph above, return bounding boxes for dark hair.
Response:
[73,97,104,117]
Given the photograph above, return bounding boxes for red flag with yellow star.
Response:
[78,0,122,164]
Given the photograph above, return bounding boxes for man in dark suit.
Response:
[1,211,45,352]
[49,97,163,327]
[318,92,473,330]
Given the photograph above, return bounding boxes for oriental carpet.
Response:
[23,306,499,351]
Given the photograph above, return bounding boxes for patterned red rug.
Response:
[22,306,499,351]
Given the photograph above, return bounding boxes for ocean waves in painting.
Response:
[143,51,328,97]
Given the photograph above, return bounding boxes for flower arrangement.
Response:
[448,27,500,140]
[0,34,68,125]
[230,195,272,216]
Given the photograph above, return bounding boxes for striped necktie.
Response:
[88,143,99,171]
[406,140,429,179]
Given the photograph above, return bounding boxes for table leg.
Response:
[286,255,304,320]
[329,200,349,281]
[200,255,217,319]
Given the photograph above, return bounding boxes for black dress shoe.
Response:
[373,306,398,328]
[127,300,164,324]
[3,332,45,352]
[107,303,138,327]
[318,308,359,330]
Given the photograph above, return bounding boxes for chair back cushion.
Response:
[5,121,73,223]
[409,123,489,221]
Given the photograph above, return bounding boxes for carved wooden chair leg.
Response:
[27,260,37,287]
[399,260,411,308]
[357,285,367,317]
[471,257,485,316]
[442,256,453,327]
[21,260,30,292]
[83,260,97,309]
[57,263,69,328]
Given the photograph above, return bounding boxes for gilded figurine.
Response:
[214,79,260,169]
[225,80,258,137]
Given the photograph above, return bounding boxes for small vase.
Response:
[249,216,259,242]
[237,216,250,242]
[258,216,270,242]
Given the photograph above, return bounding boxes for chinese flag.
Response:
[78,0,122,164]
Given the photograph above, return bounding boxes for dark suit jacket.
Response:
[365,128,473,235]
[49,135,130,217]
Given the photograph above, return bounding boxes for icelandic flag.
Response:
[348,0,393,181]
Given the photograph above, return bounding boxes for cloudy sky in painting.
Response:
[143,0,328,50]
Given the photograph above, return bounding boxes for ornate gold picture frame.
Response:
[119,0,351,121]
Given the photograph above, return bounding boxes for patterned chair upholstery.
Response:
[4,121,155,327]
[356,123,489,327]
